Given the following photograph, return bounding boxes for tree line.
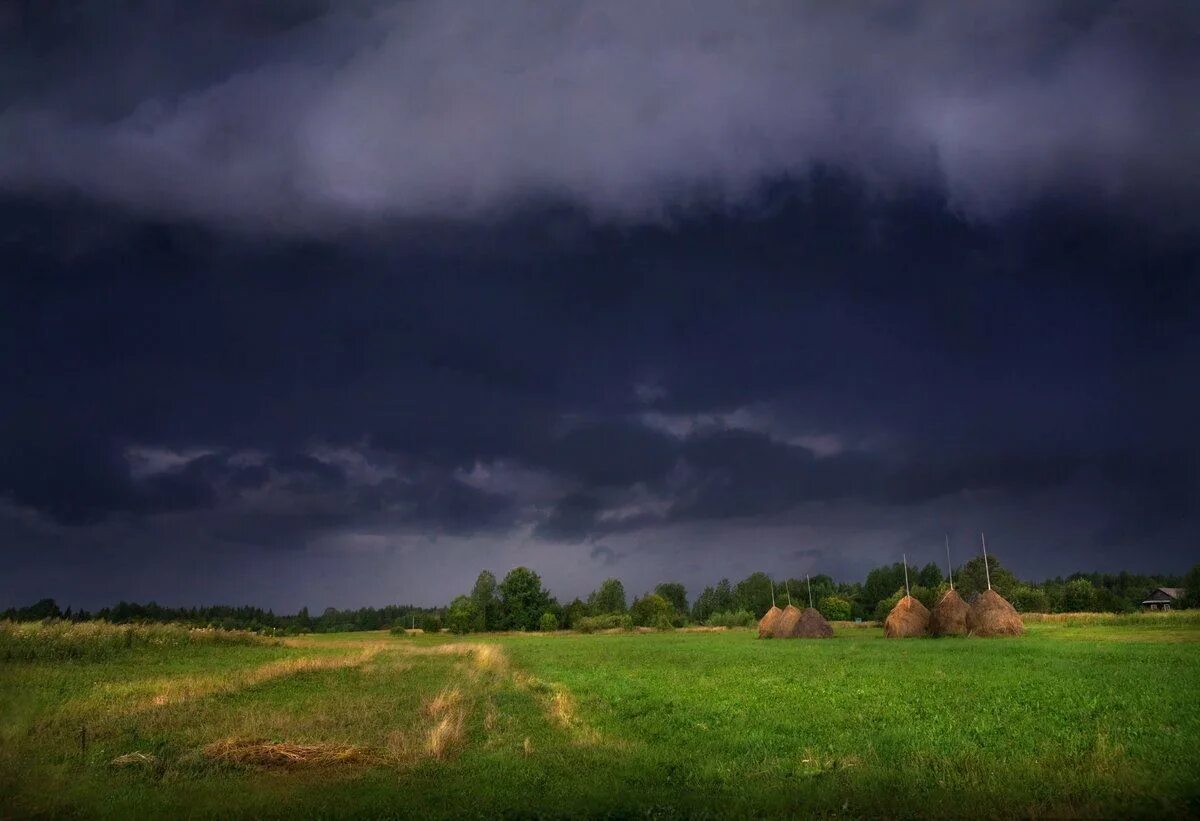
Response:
[5,557,1197,634]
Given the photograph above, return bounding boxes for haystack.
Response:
[772,604,803,638]
[757,605,783,639]
[967,589,1024,637]
[929,588,970,637]
[794,607,834,638]
[883,595,930,638]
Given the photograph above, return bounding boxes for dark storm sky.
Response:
[1,1,1198,612]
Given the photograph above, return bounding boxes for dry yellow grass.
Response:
[147,647,383,709]
[203,738,369,768]
[112,638,606,773]
[423,685,463,719]
[512,671,602,745]
[422,685,468,760]
[549,689,577,727]
[109,751,161,769]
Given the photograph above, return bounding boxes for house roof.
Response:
[1144,587,1185,601]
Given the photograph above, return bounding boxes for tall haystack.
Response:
[758,605,783,638]
[772,604,804,638]
[967,589,1024,637]
[795,607,834,638]
[884,595,930,638]
[966,533,1024,637]
[930,588,970,636]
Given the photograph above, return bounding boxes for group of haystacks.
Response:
[884,535,1024,639]
[757,577,834,639]
[884,588,1022,638]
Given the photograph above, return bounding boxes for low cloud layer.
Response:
[1,1,1198,231]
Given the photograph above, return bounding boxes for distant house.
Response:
[1141,588,1185,611]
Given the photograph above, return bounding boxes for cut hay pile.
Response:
[757,605,783,639]
[884,595,930,638]
[930,588,970,637]
[203,738,369,768]
[772,604,804,638]
[794,607,834,638]
[109,751,161,770]
[968,589,1025,637]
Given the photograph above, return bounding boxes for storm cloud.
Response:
[1,1,1198,231]
[0,1,1197,611]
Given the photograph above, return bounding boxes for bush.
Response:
[421,615,444,634]
[446,596,478,634]
[706,610,755,628]
[539,611,559,631]
[1059,579,1096,612]
[389,621,410,636]
[1009,585,1051,613]
[574,614,633,633]
[817,595,852,621]
[873,590,904,623]
[629,594,674,628]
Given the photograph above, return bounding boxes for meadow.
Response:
[2,615,1199,819]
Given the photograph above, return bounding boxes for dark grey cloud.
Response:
[589,545,624,567]
[1,1,1198,231]
[2,183,1196,574]
[536,493,604,543]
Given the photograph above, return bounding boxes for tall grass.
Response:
[0,620,275,662]
[1021,609,1200,628]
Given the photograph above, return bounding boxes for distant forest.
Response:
[5,555,1197,635]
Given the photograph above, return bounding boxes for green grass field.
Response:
[3,616,1199,818]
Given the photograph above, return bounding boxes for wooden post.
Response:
[784,581,792,607]
[806,574,814,609]
[903,554,910,596]
[945,533,954,591]
[769,577,776,608]
[981,533,992,590]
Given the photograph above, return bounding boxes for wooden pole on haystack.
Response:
[945,534,954,591]
[784,580,793,607]
[806,574,814,608]
[981,533,992,590]
[769,577,776,609]
[903,553,910,596]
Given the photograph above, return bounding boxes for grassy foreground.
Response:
[2,617,1199,818]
